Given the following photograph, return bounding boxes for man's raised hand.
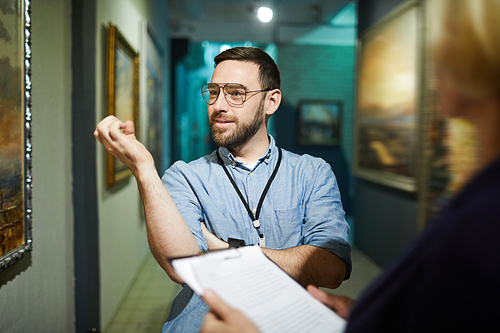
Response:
[94,116,155,176]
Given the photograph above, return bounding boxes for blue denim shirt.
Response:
[161,135,351,332]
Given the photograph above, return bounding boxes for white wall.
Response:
[0,0,75,332]
[95,0,170,329]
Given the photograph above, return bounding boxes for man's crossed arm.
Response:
[201,223,346,289]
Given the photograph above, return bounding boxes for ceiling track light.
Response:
[257,6,273,23]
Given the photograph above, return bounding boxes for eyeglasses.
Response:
[201,83,272,106]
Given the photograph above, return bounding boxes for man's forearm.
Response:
[94,117,200,283]
[135,167,200,283]
[261,245,346,289]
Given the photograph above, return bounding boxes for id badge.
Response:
[259,236,265,248]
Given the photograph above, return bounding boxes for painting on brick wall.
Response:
[297,100,341,146]
[0,0,33,272]
[354,0,421,192]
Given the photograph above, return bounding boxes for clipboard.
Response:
[170,245,346,333]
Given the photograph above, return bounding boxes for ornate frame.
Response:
[106,24,139,188]
[0,0,33,272]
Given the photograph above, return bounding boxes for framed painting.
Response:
[106,24,139,188]
[142,22,164,176]
[297,100,341,146]
[354,1,422,192]
[417,15,481,227]
[421,91,480,224]
[0,0,33,272]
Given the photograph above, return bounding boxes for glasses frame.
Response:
[201,83,273,106]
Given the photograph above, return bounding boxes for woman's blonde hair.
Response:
[429,0,500,98]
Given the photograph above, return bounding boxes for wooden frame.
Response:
[0,0,33,272]
[354,1,423,192]
[106,24,139,188]
[297,100,341,146]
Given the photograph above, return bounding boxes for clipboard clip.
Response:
[167,238,245,263]
[228,237,245,248]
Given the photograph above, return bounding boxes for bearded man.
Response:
[94,46,351,332]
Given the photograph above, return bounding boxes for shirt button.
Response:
[232,162,236,166]
[252,208,257,214]
[265,159,269,162]
[249,172,254,177]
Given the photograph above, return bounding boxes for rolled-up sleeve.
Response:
[301,160,352,279]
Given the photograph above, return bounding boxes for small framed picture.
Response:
[297,100,342,146]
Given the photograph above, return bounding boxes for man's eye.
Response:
[228,90,244,97]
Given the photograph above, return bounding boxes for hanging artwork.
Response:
[354,1,422,192]
[297,100,341,146]
[418,22,481,226]
[143,22,164,176]
[105,24,139,188]
[0,0,33,272]
[422,88,480,222]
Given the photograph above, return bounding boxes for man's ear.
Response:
[265,89,282,116]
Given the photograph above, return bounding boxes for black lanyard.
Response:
[216,147,282,240]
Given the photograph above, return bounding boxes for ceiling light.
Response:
[257,6,273,23]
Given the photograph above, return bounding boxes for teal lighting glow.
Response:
[330,2,357,27]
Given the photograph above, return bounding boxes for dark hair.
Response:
[214,47,281,90]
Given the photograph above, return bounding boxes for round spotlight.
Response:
[257,6,273,23]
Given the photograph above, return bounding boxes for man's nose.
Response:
[212,86,229,110]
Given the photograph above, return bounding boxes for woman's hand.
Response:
[307,285,355,320]
[201,290,259,333]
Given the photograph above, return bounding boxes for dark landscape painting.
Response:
[355,2,419,191]
[0,0,25,258]
[298,100,341,146]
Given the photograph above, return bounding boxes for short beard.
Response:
[210,97,265,149]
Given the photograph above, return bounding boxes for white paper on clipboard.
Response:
[171,245,346,333]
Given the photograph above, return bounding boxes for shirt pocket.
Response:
[274,206,303,248]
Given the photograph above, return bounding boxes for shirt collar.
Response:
[217,135,277,168]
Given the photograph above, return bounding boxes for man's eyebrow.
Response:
[232,83,250,90]
[213,82,250,90]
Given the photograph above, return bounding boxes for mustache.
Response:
[210,112,236,123]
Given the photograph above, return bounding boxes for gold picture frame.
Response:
[106,24,139,188]
[354,0,423,192]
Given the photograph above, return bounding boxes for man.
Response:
[94,46,351,332]
[201,1,500,332]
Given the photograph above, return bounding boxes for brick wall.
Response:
[276,44,356,213]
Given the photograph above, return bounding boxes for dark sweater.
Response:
[346,156,500,332]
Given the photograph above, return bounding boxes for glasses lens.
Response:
[224,84,246,106]
[201,83,220,104]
